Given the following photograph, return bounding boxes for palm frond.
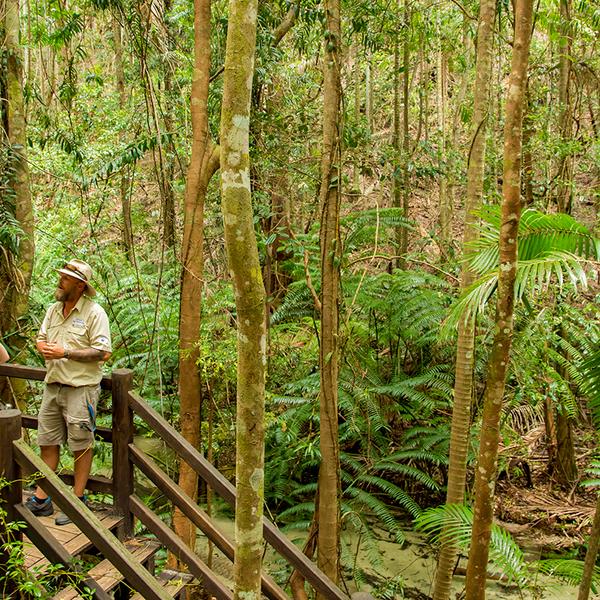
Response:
[468,206,600,274]
[443,252,592,333]
[534,559,600,590]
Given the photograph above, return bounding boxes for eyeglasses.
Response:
[62,263,88,281]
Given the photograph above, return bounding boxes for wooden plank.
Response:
[54,539,160,600]
[129,392,347,600]
[15,504,112,600]
[129,392,237,505]
[129,494,233,600]
[22,498,123,567]
[112,369,134,538]
[14,440,173,600]
[0,364,112,390]
[1,411,23,598]
[0,364,46,381]
[20,463,114,493]
[130,445,290,600]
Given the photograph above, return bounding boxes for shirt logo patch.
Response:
[99,336,109,345]
[72,318,86,329]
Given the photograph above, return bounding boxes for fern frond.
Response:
[349,477,422,518]
[415,504,528,586]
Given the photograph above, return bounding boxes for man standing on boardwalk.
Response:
[25,259,112,525]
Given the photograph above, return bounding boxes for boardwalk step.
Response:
[52,537,160,599]
[129,569,194,599]
[24,503,124,572]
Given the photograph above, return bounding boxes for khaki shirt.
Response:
[38,295,112,386]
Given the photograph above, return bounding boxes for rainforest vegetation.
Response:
[0,0,599,598]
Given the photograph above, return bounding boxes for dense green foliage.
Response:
[1,0,599,595]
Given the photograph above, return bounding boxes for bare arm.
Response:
[0,344,9,363]
[39,342,111,362]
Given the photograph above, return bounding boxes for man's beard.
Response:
[55,288,67,302]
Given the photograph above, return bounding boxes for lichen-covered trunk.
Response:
[174,0,219,555]
[317,0,341,591]
[219,2,265,598]
[464,1,534,598]
[432,2,496,599]
[1,0,34,385]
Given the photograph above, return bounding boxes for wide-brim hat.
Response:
[57,259,97,297]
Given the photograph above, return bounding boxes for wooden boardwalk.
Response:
[23,499,122,572]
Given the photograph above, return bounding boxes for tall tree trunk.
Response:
[392,0,402,268]
[161,0,177,249]
[555,0,573,214]
[219,1,265,598]
[1,0,34,357]
[398,0,410,264]
[522,82,534,205]
[174,0,219,554]
[554,412,577,486]
[112,16,134,262]
[432,2,497,599]
[437,39,450,251]
[352,43,361,192]
[365,54,372,135]
[464,1,534,598]
[577,494,600,600]
[317,0,342,591]
[551,326,578,487]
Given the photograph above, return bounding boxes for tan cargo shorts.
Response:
[38,383,99,452]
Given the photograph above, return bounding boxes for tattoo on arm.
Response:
[68,348,107,362]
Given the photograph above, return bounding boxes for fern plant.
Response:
[416,503,600,592]
[415,503,529,587]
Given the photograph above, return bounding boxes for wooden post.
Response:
[0,409,23,595]
[112,369,134,538]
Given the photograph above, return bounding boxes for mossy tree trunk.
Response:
[1,0,34,390]
[432,2,496,599]
[174,0,220,554]
[317,0,341,592]
[464,0,534,597]
[219,1,266,598]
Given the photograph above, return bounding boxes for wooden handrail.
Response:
[129,390,348,600]
[13,439,173,600]
[0,363,112,389]
[129,494,234,600]
[129,444,290,600]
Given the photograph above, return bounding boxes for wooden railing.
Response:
[0,363,351,600]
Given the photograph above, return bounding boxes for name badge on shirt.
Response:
[71,318,86,330]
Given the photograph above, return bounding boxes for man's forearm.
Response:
[64,348,108,362]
